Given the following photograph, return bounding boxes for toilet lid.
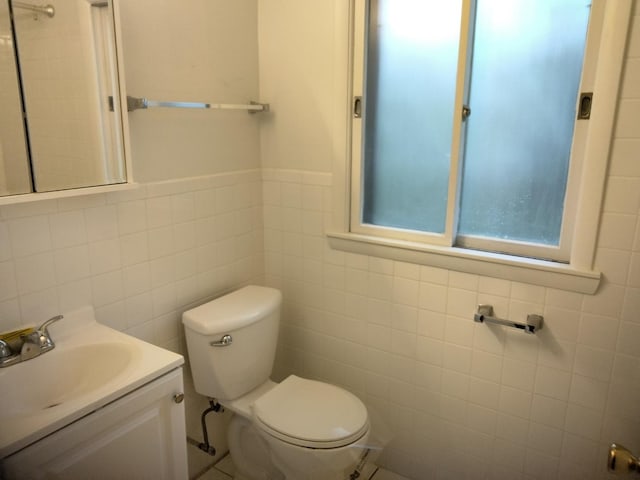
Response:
[252,375,369,449]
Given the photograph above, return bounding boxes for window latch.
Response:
[577,92,593,120]
[353,96,362,118]
[462,104,471,121]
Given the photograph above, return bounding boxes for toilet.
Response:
[182,285,370,480]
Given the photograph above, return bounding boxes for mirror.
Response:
[0,0,128,198]
[0,1,31,195]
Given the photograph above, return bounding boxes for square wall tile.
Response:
[9,215,51,257]
[91,270,124,307]
[530,394,567,428]
[89,239,122,275]
[0,261,17,302]
[15,252,56,295]
[0,222,12,262]
[574,345,615,382]
[535,366,571,401]
[84,205,119,242]
[49,210,87,248]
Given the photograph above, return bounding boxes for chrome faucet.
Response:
[0,336,22,367]
[0,314,64,367]
[0,339,16,366]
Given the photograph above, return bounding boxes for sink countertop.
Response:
[0,306,184,458]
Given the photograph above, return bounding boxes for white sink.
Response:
[0,306,183,458]
[3,343,135,416]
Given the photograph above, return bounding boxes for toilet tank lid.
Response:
[182,286,281,335]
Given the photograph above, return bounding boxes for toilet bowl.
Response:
[226,376,370,480]
[182,286,370,480]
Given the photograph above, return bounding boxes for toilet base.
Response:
[227,413,370,480]
[228,415,285,480]
[263,430,369,480]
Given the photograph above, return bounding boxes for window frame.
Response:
[328,0,634,294]
[350,0,473,249]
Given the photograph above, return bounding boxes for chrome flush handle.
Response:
[210,334,233,347]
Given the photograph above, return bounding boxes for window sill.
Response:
[327,231,601,294]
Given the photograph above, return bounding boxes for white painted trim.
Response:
[328,231,601,294]
[112,0,135,185]
[570,0,633,270]
[332,0,353,234]
[445,0,475,245]
[349,0,365,239]
[0,182,139,206]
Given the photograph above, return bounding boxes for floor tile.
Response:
[214,454,237,477]
[371,468,411,480]
[197,467,232,480]
[188,442,216,479]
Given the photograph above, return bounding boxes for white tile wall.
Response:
[264,166,640,479]
[0,170,264,354]
[253,0,640,467]
[262,8,640,476]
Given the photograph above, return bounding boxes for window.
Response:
[329,0,633,293]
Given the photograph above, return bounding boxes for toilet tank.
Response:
[182,286,282,401]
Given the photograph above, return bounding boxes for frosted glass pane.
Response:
[362,0,462,234]
[458,0,590,245]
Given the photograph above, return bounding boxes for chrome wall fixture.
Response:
[608,444,640,476]
[12,2,55,18]
[473,305,543,334]
[123,95,269,114]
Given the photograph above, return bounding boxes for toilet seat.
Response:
[252,375,369,449]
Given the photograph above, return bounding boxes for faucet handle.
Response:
[37,314,63,336]
[20,331,45,360]
[32,315,63,353]
[0,339,13,359]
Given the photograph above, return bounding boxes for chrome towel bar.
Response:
[474,304,543,334]
[122,95,269,114]
[12,2,55,18]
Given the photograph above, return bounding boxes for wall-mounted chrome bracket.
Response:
[108,96,270,114]
[608,443,640,475]
[12,2,55,18]
[474,305,543,334]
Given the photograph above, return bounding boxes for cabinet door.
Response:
[2,368,187,480]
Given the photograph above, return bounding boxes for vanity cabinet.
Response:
[1,368,187,480]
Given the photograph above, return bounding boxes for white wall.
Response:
[120,0,262,182]
[258,0,336,173]
[259,1,640,479]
